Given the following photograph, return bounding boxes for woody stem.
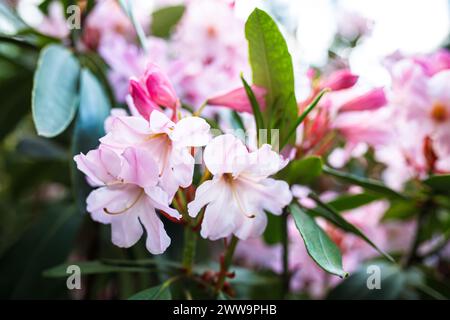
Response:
[215,236,239,294]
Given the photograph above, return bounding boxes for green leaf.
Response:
[32,44,80,137]
[309,193,394,262]
[44,261,151,278]
[327,193,381,211]
[241,75,264,138]
[263,213,283,244]
[323,165,407,200]
[71,69,110,213]
[382,201,417,221]
[423,174,450,193]
[245,8,297,144]
[290,203,347,278]
[327,262,422,300]
[129,284,172,300]
[151,5,186,38]
[16,137,67,161]
[277,156,323,185]
[280,89,328,149]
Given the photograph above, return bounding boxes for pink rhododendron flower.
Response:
[129,63,180,120]
[207,85,266,113]
[188,134,292,240]
[100,110,211,199]
[74,147,181,254]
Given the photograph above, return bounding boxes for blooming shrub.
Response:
[0,0,449,300]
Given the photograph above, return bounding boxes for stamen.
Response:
[230,183,255,219]
[103,189,144,215]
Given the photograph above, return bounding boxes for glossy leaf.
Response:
[323,165,407,200]
[277,156,323,185]
[245,8,297,143]
[309,193,394,262]
[32,45,80,137]
[151,5,186,38]
[290,203,347,278]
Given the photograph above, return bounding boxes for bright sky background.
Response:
[237,0,450,85]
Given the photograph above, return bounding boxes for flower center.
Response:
[430,102,448,123]
[103,189,144,215]
[223,173,255,219]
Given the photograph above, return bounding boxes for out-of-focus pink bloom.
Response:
[339,88,387,112]
[37,2,69,39]
[370,53,450,188]
[100,110,210,199]
[188,134,292,240]
[74,147,180,254]
[320,69,359,91]
[207,85,266,113]
[129,64,180,120]
[237,197,414,298]
[99,36,168,103]
[170,0,249,106]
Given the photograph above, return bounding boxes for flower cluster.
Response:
[74,64,292,254]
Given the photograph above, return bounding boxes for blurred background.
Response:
[0,0,449,299]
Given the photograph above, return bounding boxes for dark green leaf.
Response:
[309,193,394,262]
[323,165,407,200]
[383,201,417,221]
[423,174,450,193]
[129,284,172,300]
[327,193,381,211]
[0,203,83,299]
[241,75,264,137]
[280,89,328,148]
[16,137,67,160]
[245,8,297,143]
[277,156,323,185]
[327,262,422,300]
[32,44,80,137]
[44,261,151,277]
[151,5,186,38]
[290,203,347,277]
[263,213,283,244]
[0,72,33,140]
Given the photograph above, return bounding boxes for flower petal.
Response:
[74,148,122,186]
[203,134,248,175]
[170,116,211,148]
[144,186,181,219]
[138,197,172,254]
[110,211,143,248]
[149,110,175,134]
[121,147,159,188]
